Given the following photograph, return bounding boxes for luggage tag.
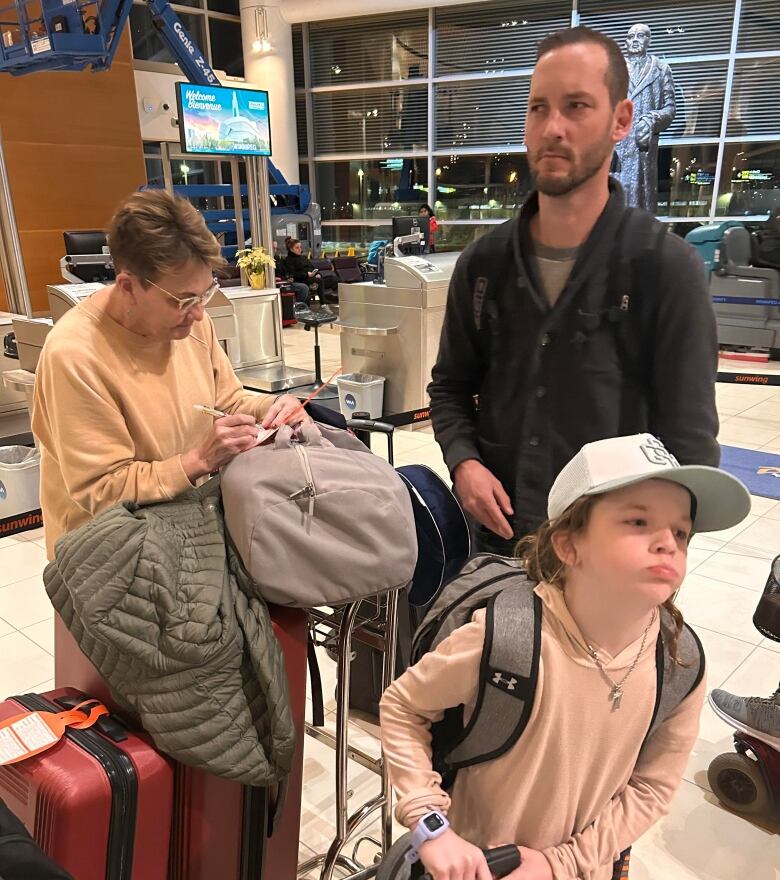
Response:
[0,700,109,766]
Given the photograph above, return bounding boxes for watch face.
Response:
[423,813,445,833]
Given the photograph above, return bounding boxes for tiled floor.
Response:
[2,326,779,878]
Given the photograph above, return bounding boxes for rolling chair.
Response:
[711,225,780,355]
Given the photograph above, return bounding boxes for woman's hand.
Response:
[417,829,492,880]
[261,394,312,429]
[181,414,258,481]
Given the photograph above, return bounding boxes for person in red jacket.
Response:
[420,204,438,253]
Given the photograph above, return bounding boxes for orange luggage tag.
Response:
[0,699,109,766]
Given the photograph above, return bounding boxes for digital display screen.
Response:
[423,813,445,833]
[176,82,272,157]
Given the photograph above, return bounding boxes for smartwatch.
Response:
[404,810,450,863]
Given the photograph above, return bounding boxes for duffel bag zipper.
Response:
[290,443,316,515]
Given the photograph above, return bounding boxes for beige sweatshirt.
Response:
[32,296,274,559]
[379,583,705,880]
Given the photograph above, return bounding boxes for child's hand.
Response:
[418,828,492,880]
[505,847,553,880]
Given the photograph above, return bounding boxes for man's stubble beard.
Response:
[529,137,615,197]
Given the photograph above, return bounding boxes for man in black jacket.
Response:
[428,26,719,555]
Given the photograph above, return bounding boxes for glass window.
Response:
[169,0,202,8]
[320,225,393,257]
[716,142,780,216]
[435,79,529,151]
[143,141,162,156]
[296,96,308,156]
[299,163,310,186]
[435,0,572,77]
[737,0,778,52]
[312,88,428,155]
[310,12,428,86]
[433,154,530,221]
[171,158,219,187]
[145,158,164,187]
[727,58,780,139]
[130,5,205,66]
[207,0,239,14]
[433,224,497,252]
[316,159,428,221]
[208,17,244,77]
[578,0,735,57]
[662,62,728,140]
[656,144,719,217]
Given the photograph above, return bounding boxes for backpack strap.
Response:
[467,221,515,358]
[642,610,705,752]
[607,208,668,435]
[445,582,542,770]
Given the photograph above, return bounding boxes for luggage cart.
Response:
[299,419,401,880]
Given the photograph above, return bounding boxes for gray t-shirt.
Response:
[531,241,580,307]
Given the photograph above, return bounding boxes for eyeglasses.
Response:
[145,276,220,311]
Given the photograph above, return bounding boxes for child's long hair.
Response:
[516,496,690,665]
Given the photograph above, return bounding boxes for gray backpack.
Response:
[221,421,418,607]
[413,554,705,789]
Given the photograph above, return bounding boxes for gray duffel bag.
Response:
[221,421,418,607]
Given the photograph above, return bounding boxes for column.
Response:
[239,0,299,185]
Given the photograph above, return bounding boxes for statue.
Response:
[615,24,676,214]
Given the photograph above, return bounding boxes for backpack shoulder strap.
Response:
[642,610,705,751]
[445,581,542,770]
[468,219,515,334]
[609,208,668,435]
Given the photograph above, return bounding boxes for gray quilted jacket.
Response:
[44,477,296,786]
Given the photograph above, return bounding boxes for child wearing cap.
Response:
[379,434,751,880]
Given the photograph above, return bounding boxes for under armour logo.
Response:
[640,437,679,469]
[491,672,517,691]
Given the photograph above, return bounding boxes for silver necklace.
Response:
[585,609,657,711]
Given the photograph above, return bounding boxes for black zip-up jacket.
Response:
[428,180,719,537]
[281,252,315,283]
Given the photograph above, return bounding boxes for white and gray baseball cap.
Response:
[548,434,751,533]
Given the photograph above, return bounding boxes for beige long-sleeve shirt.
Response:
[32,296,274,559]
[379,583,705,880]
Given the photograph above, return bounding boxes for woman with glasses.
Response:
[32,189,308,560]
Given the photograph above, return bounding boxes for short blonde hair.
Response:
[107,189,226,283]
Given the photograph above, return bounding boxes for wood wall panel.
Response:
[7,143,146,230]
[0,32,144,314]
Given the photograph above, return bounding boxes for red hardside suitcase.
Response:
[0,687,174,880]
[53,602,309,880]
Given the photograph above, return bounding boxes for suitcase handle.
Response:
[350,415,395,464]
[420,844,521,880]
[53,694,129,743]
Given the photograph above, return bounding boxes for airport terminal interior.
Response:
[0,0,779,878]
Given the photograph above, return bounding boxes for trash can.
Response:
[336,372,386,419]
[0,446,40,521]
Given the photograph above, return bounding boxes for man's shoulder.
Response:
[457,217,517,267]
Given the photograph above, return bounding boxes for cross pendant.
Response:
[611,686,623,711]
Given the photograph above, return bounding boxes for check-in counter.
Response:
[0,312,31,440]
[47,283,238,344]
[337,252,459,415]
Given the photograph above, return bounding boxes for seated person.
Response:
[753,207,780,269]
[284,236,338,303]
[275,251,310,306]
